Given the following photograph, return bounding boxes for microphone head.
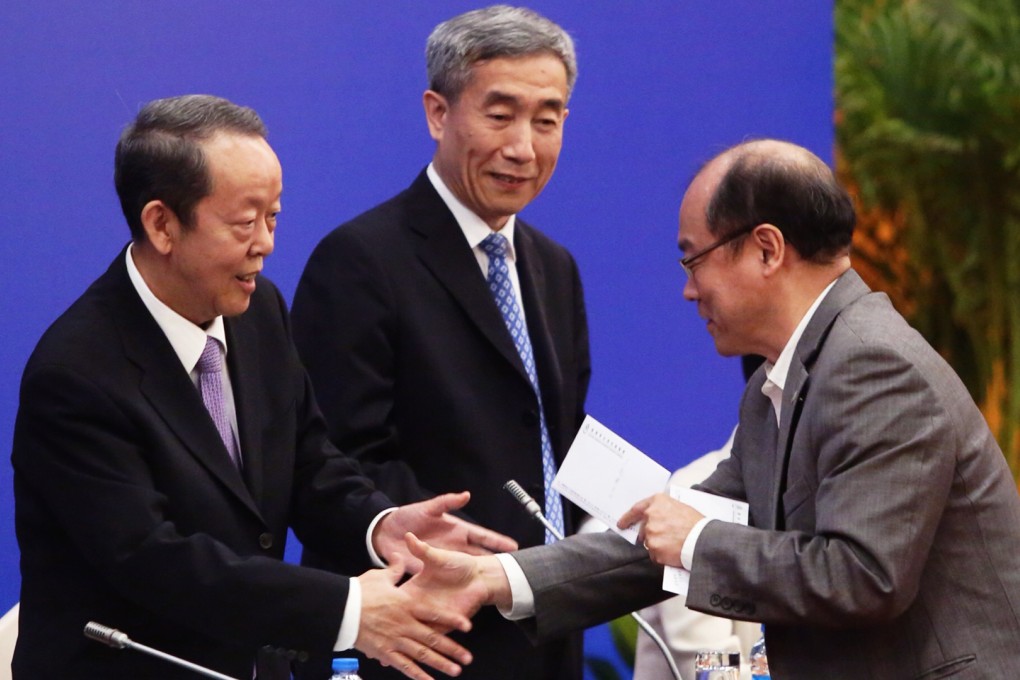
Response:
[503,479,542,516]
[503,480,530,504]
[84,621,129,649]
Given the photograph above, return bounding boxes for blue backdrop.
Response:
[0,2,833,674]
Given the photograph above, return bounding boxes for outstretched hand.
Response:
[400,532,510,627]
[375,491,518,573]
[356,554,473,680]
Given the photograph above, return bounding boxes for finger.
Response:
[404,556,425,576]
[405,532,430,560]
[617,507,642,529]
[404,624,473,668]
[404,534,438,575]
[381,650,436,680]
[384,553,407,583]
[412,601,473,634]
[426,490,471,515]
[466,527,518,553]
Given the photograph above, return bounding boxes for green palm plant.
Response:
[836,0,1020,479]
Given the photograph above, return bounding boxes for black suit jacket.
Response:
[291,171,590,680]
[12,250,393,679]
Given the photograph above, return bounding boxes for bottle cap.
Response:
[332,657,359,672]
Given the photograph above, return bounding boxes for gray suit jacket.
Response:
[513,270,1020,679]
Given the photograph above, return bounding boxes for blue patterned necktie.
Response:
[196,336,241,469]
[480,232,564,543]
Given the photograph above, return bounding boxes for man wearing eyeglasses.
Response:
[401,138,1020,680]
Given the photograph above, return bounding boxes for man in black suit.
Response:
[11,94,515,680]
[291,6,589,679]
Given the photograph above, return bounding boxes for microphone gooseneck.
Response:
[83,621,241,680]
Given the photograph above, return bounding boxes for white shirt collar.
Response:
[762,278,838,419]
[426,163,518,260]
[125,244,228,374]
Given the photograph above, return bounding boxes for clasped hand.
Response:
[358,492,516,679]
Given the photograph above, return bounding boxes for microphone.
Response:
[503,480,684,680]
[503,480,563,540]
[84,620,129,649]
[84,622,241,680]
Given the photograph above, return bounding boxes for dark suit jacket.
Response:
[513,270,1020,679]
[291,170,590,680]
[12,250,393,679]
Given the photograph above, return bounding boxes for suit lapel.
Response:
[517,224,566,443]
[226,314,265,503]
[407,173,532,385]
[109,256,262,519]
[769,270,872,527]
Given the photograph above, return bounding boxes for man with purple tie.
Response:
[12,94,514,680]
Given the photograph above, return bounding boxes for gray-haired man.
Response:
[292,6,590,679]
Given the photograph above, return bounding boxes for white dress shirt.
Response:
[426,163,529,319]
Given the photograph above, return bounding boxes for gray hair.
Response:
[114,94,267,239]
[426,5,578,102]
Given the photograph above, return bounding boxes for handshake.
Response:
[357,487,699,680]
[352,489,519,680]
[358,532,514,680]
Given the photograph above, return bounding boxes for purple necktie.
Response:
[481,232,564,543]
[196,336,241,468]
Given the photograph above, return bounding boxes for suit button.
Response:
[297,651,309,663]
[720,597,733,610]
[522,410,540,426]
[710,594,722,607]
[259,533,274,550]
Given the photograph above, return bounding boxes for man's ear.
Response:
[422,90,449,142]
[139,200,178,255]
[753,224,785,273]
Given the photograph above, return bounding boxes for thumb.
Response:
[405,532,429,562]
[428,490,471,515]
[383,551,406,583]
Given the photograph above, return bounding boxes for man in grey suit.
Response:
[403,139,1020,679]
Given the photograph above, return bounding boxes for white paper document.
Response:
[662,486,749,595]
[552,415,670,544]
[552,414,750,597]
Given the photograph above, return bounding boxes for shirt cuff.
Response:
[681,517,713,570]
[334,576,361,651]
[576,515,608,534]
[494,553,535,620]
[366,507,399,567]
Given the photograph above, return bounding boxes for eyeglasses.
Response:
[678,224,758,277]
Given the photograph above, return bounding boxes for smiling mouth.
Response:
[236,272,258,283]
[490,172,529,185]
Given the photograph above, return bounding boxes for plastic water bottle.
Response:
[749,625,770,679]
[330,657,363,680]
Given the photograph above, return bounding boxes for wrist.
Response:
[477,555,511,609]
